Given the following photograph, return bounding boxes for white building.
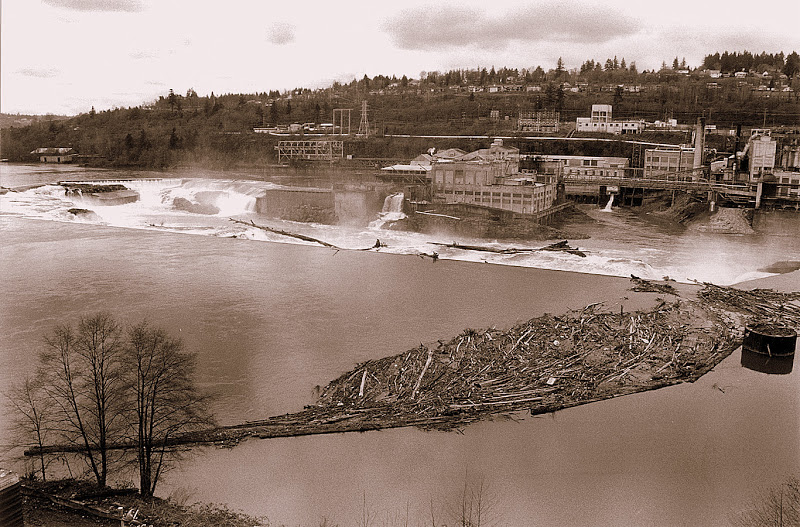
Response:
[746,130,777,181]
[576,104,645,135]
[30,147,75,163]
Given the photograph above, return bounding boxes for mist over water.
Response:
[3,164,798,285]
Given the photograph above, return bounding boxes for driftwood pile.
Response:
[315,290,736,427]
[62,183,128,195]
[699,284,800,327]
[26,281,799,453]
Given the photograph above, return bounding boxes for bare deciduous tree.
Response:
[734,476,800,527]
[5,375,52,481]
[38,313,127,488]
[449,473,499,527]
[125,321,215,497]
[12,313,214,497]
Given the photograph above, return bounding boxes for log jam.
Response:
[27,279,800,456]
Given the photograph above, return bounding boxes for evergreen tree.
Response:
[269,102,278,123]
[784,51,800,78]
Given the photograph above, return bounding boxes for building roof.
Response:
[459,144,520,161]
[433,148,468,160]
[381,164,431,173]
[31,147,75,155]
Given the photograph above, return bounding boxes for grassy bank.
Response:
[20,478,267,527]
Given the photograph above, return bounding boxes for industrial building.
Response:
[575,104,644,135]
[643,148,697,180]
[428,139,558,216]
[539,155,629,178]
[517,110,560,133]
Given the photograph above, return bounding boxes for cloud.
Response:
[267,22,296,45]
[383,2,639,51]
[17,68,60,78]
[130,50,159,60]
[42,0,144,12]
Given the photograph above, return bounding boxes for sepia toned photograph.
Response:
[1,1,799,525]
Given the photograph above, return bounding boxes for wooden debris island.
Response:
[27,281,800,456]
[184,281,800,446]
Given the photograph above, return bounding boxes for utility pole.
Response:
[333,108,351,136]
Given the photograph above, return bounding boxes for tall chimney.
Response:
[693,117,705,170]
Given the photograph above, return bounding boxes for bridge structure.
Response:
[275,140,344,163]
[549,166,759,206]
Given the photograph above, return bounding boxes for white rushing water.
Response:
[602,193,615,212]
[368,191,406,229]
[2,172,798,285]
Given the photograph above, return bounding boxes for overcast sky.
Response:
[2,0,798,115]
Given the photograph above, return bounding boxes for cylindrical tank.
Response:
[741,348,794,374]
[743,323,797,357]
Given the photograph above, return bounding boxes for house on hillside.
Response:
[31,147,75,163]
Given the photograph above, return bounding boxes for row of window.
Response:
[447,189,550,199]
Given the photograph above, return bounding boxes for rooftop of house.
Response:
[30,147,75,155]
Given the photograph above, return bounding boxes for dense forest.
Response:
[2,50,798,169]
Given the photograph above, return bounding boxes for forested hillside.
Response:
[2,50,798,169]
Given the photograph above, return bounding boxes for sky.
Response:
[2,0,799,115]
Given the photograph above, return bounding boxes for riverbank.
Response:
[19,478,266,527]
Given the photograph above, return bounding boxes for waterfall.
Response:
[123,179,267,215]
[369,192,406,229]
[382,193,405,217]
[602,193,615,212]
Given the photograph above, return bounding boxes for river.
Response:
[1,163,799,525]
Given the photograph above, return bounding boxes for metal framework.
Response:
[358,100,370,137]
[332,109,351,136]
[276,140,344,163]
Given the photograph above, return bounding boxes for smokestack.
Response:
[733,124,742,173]
[693,117,705,170]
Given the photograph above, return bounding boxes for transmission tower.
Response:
[358,100,370,137]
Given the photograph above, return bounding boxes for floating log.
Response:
[230,218,382,251]
[430,240,586,257]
